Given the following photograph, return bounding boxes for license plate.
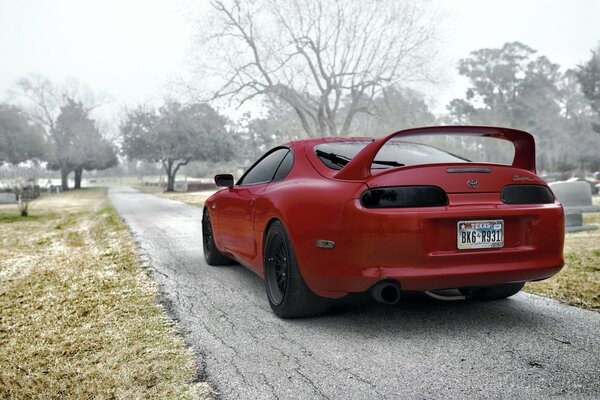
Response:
[457,219,504,250]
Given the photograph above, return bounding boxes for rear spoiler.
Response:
[334,126,536,180]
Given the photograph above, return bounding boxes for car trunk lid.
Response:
[366,163,544,194]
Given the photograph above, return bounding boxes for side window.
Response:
[238,148,289,186]
[273,151,294,181]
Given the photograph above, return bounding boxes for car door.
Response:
[217,148,290,261]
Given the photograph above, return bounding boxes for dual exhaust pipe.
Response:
[371,280,401,305]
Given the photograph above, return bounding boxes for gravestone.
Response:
[549,181,600,232]
[0,192,17,204]
[186,182,217,192]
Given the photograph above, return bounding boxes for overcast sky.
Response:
[1,0,599,118]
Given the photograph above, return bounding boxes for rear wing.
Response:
[334,126,536,180]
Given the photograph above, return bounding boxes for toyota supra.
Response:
[202,126,565,318]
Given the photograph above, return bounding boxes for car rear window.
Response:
[315,140,469,170]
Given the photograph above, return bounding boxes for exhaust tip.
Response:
[371,281,401,305]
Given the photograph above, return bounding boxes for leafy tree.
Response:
[192,0,440,137]
[454,42,562,127]
[46,99,117,189]
[445,41,599,171]
[558,69,600,171]
[14,75,112,190]
[576,43,600,132]
[77,140,118,188]
[121,102,233,191]
[0,104,45,165]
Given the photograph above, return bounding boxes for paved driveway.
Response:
[109,187,600,399]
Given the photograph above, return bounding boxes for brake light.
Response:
[501,185,554,204]
[360,186,448,208]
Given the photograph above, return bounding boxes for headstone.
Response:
[549,181,600,232]
[0,192,17,204]
[186,182,217,192]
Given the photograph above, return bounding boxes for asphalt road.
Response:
[109,187,600,400]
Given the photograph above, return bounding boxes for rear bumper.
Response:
[294,195,565,298]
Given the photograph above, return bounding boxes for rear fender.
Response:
[255,178,367,296]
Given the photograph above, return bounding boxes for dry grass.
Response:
[151,191,215,208]
[133,182,215,208]
[525,203,600,311]
[0,189,211,399]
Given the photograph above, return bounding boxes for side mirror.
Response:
[215,174,234,188]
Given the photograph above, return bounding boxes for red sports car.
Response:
[202,126,564,318]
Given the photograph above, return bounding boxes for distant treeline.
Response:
[2,40,600,191]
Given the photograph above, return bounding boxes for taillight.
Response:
[360,186,448,208]
[501,185,554,204]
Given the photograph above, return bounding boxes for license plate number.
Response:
[457,220,504,250]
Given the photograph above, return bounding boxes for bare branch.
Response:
[193,0,439,137]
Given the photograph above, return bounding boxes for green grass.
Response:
[0,213,43,223]
[0,188,211,399]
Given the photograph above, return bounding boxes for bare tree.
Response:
[13,75,61,134]
[12,180,39,217]
[192,0,440,137]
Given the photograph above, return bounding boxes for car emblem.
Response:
[467,179,479,189]
[512,175,536,182]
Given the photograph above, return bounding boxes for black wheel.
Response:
[202,209,233,265]
[264,221,330,318]
[461,282,525,300]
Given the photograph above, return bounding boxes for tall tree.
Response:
[446,42,582,171]
[576,43,600,132]
[77,140,119,188]
[558,69,600,170]
[0,104,45,165]
[50,99,117,189]
[192,0,440,137]
[14,75,112,190]
[121,102,233,191]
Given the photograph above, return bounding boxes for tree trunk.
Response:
[61,168,70,191]
[166,174,175,192]
[74,168,83,189]
[164,159,175,192]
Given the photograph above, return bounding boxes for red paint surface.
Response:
[206,126,564,298]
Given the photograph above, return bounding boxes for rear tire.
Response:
[461,282,525,300]
[264,221,330,318]
[202,209,233,266]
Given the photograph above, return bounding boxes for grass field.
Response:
[525,202,600,310]
[151,191,214,207]
[0,189,210,399]
[133,183,214,208]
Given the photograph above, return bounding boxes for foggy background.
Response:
[1,0,599,192]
